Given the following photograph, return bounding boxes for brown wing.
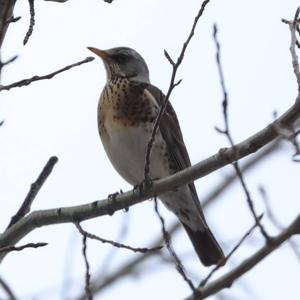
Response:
[145,84,225,266]
[145,84,207,221]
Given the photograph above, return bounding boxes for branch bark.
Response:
[76,141,281,300]
[0,0,16,47]
[184,214,300,299]
[0,95,299,263]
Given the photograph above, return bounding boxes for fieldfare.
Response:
[88,46,225,266]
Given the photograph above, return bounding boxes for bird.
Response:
[88,46,225,266]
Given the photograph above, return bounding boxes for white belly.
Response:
[101,121,170,185]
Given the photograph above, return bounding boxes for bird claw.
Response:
[107,191,119,216]
[133,176,153,196]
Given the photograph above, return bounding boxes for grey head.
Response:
[88,46,150,83]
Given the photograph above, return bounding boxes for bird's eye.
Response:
[114,53,129,64]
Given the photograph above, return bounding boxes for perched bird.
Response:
[88,46,225,266]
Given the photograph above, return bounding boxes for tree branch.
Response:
[213,23,270,240]
[199,215,263,287]
[7,156,58,229]
[75,221,162,254]
[0,242,47,253]
[184,214,300,299]
[75,141,281,300]
[77,141,280,298]
[80,233,93,300]
[0,56,94,92]
[0,0,17,47]
[0,95,299,263]
[0,276,17,300]
[144,0,210,182]
[153,198,196,293]
[23,0,35,45]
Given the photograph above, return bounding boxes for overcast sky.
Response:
[1,0,300,299]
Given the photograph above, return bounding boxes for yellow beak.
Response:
[87,47,109,61]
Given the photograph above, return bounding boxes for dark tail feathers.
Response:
[182,223,225,267]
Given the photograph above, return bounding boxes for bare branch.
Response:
[23,0,35,45]
[0,54,18,67]
[0,55,18,80]
[259,186,300,261]
[75,222,162,254]
[0,276,17,300]
[153,198,196,294]
[81,234,93,300]
[290,8,300,88]
[0,0,17,47]
[200,215,263,287]
[4,15,21,25]
[204,141,280,209]
[213,23,270,241]
[184,214,300,299]
[0,56,94,92]
[75,141,281,299]
[272,123,300,161]
[95,212,131,282]
[0,242,47,253]
[7,156,58,229]
[144,0,210,182]
[1,93,299,263]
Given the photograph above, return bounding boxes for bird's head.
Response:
[88,46,150,83]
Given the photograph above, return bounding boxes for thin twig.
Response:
[96,212,130,282]
[75,222,162,254]
[0,276,17,300]
[81,234,93,300]
[271,123,300,161]
[144,0,210,182]
[153,198,196,294]
[213,23,270,241]
[291,8,300,88]
[1,93,300,263]
[0,242,47,253]
[199,215,263,287]
[75,141,280,300]
[7,156,58,229]
[0,54,18,74]
[23,0,35,45]
[259,186,300,261]
[184,214,300,299]
[0,56,94,92]
[4,16,21,26]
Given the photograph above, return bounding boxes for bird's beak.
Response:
[87,47,109,61]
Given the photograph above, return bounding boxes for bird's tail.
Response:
[182,222,225,267]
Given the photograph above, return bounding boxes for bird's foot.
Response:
[107,191,120,216]
[133,176,153,196]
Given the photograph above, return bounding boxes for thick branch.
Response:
[77,141,280,299]
[184,214,300,299]
[0,95,299,263]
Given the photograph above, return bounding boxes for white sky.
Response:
[1,0,300,299]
